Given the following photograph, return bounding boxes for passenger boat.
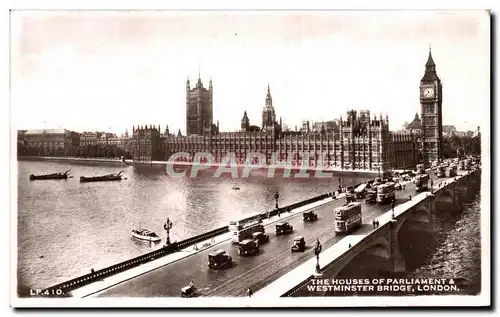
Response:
[131,228,161,242]
[80,171,124,183]
[29,170,71,181]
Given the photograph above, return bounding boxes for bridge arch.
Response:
[435,188,454,205]
[322,235,390,281]
[395,205,431,234]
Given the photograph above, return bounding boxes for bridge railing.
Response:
[39,192,334,296]
[281,218,390,297]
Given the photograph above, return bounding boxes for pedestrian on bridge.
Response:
[246,287,253,298]
[409,194,412,201]
[372,220,376,229]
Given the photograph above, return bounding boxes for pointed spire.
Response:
[426,46,435,67]
[265,83,273,107]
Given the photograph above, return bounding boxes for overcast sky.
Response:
[10,10,489,134]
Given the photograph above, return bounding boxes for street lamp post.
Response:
[274,190,280,209]
[164,217,173,246]
[314,239,323,274]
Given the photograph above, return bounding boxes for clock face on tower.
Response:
[423,87,435,98]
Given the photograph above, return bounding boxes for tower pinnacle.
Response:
[426,46,435,67]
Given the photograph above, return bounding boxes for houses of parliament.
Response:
[132,48,443,172]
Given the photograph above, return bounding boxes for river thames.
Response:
[17,160,370,290]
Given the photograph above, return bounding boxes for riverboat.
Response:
[131,228,161,242]
[29,170,71,180]
[80,171,124,183]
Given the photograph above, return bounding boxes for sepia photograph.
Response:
[10,8,490,308]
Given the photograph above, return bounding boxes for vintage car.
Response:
[252,231,269,244]
[303,211,318,222]
[208,249,232,269]
[291,236,306,252]
[238,239,260,256]
[393,180,402,190]
[276,222,294,235]
[180,283,197,298]
[345,193,357,204]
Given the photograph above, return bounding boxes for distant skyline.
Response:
[11,10,490,134]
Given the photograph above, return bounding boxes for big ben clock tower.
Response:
[419,47,443,165]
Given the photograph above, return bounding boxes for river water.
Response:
[405,192,482,295]
[17,160,369,291]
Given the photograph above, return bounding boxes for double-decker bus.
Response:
[228,213,263,232]
[365,186,378,204]
[231,222,265,244]
[377,183,396,204]
[415,174,430,192]
[334,202,362,234]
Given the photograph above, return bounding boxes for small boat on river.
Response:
[30,170,71,181]
[80,171,124,183]
[131,228,161,243]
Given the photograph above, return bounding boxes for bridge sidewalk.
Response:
[71,193,341,298]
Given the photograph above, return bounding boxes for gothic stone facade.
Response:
[133,71,427,171]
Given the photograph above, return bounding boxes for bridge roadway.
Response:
[97,174,439,298]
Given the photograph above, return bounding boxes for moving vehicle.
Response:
[437,165,446,178]
[239,239,260,256]
[448,164,458,177]
[334,202,362,234]
[415,174,430,192]
[365,187,378,204]
[377,183,396,204]
[29,169,71,181]
[373,177,385,187]
[131,228,161,243]
[303,211,318,222]
[394,180,402,190]
[208,250,232,269]
[345,191,357,204]
[228,213,263,232]
[252,232,269,244]
[354,183,368,199]
[232,182,240,190]
[465,159,472,170]
[231,222,265,244]
[291,236,306,252]
[276,222,293,235]
[80,171,124,183]
[180,283,197,298]
[416,164,426,175]
[459,160,465,170]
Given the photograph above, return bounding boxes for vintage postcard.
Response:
[10,9,490,308]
